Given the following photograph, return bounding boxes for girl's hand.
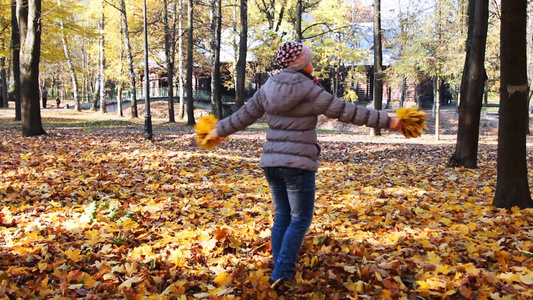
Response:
[389,118,403,131]
[209,128,220,141]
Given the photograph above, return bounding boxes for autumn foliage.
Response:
[396,106,428,138]
[195,115,221,150]
[1,124,533,299]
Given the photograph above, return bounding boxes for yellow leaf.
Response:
[427,251,442,264]
[436,264,452,274]
[213,272,232,287]
[194,115,223,150]
[62,248,83,262]
[221,185,231,193]
[520,272,533,285]
[483,186,492,193]
[439,217,452,226]
[38,263,49,272]
[118,276,143,290]
[120,219,139,230]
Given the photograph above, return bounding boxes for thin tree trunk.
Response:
[448,0,488,168]
[120,0,138,118]
[210,0,222,118]
[295,0,302,41]
[57,0,79,111]
[163,0,177,122]
[11,0,21,120]
[434,76,440,141]
[493,0,533,209]
[1,56,7,107]
[186,0,195,125]
[178,0,185,119]
[235,0,247,109]
[18,0,45,136]
[92,79,99,110]
[371,0,383,136]
[117,19,123,116]
[98,0,106,113]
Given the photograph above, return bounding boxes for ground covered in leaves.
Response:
[1,107,533,299]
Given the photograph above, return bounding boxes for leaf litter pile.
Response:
[1,127,533,300]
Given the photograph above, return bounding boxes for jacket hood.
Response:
[261,69,316,113]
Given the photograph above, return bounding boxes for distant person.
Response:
[56,96,61,108]
[42,89,48,108]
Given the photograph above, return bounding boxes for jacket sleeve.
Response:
[311,87,391,129]
[216,90,266,137]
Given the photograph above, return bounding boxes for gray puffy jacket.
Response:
[216,68,391,171]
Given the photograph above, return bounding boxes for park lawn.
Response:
[1,108,533,299]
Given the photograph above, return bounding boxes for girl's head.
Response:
[276,41,313,73]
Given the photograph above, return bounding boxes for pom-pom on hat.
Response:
[275,41,313,70]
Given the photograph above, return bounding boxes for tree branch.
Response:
[302,23,353,40]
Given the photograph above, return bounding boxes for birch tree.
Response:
[119,0,138,118]
[98,0,106,113]
[56,0,80,111]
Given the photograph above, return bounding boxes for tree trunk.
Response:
[99,0,106,113]
[434,76,441,141]
[370,0,383,136]
[235,0,247,109]
[493,0,533,209]
[57,0,79,111]
[117,20,123,117]
[209,0,222,118]
[92,80,99,110]
[178,0,185,119]
[295,0,302,41]
[17,0,45,136]
[163,0,177,122]
[186,0,195,125]
[11,0,21,120]
[1,56,7,107]
[120,0,138,118]
[447,0,488,168]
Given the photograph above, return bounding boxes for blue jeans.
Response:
[264,167,316,281]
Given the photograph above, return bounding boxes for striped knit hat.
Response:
[275,41,313,70]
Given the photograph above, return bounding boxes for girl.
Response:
[209,41,403,286]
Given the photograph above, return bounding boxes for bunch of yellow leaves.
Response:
[195,115,222,150]
[396,106,428,138]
